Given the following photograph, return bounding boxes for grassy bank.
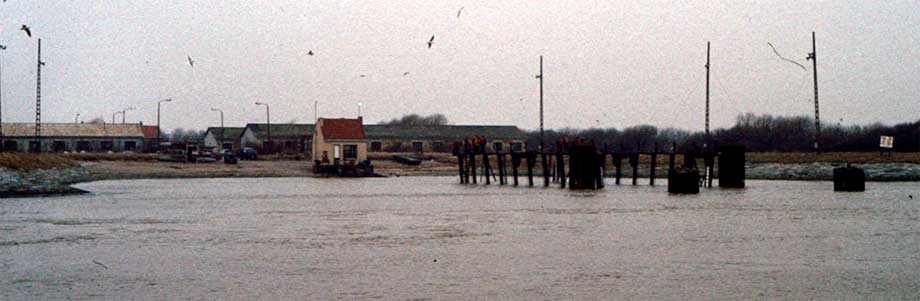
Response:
[0,153,78,171]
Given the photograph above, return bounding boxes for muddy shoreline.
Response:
[3,159,918,198]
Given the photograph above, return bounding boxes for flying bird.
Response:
[187,56,194,67]
[457,7,464,18]
[307,50,314,56]
[767,42,806,71]
[0,45,6,50]
[427,35,435,48]
[21,25,31,37]
[359,74,366,78]
[92,259,109,269]
[402,72,409,76]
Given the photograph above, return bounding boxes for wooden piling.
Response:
[469,150,477,184]
[541,152,549,187]
[457,154,465,184]
[630,153,639,186]
[595,152,605,189]
[497,153,506,185]
[483,151,491,185]
[613,154,622,185]
[526,152,535,187]
[650,143,658,186]
[511,153,520,186]
[557,151,566,188]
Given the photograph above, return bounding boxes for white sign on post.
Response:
[880,136,894,149]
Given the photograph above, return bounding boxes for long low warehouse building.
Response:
[1,123,156,152]
[208,122,527,154]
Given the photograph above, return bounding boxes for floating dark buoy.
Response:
[668,167,700,194]
[833,164,865,192]
[718,144,745,188]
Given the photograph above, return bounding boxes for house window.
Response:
[412,141,424,152]
[333,145,341,159]
[511,142,523,152]
[222,143,233,150]
[101,141,114,151]
[124,141,137,151]
[493,142,503,152]
[3,140,18,152]
[432,142,445,152]
[76,141,91,152]
[52,141,67,152]
[343,144,358,160]
[370,141,382,152]
[29,141,41,153]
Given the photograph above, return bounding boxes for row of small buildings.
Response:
[205,118,528,154]
[0,123,161,152]
[0,120,528,154]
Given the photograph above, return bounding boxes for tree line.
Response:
[526,113,920,153]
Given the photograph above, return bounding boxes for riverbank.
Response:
[0,154,92,197]
[3,152,919,197]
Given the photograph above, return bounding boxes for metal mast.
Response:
[705,42,711,142]
[806,32,820,152]
[537,56,544,152]
[35,39,43,146]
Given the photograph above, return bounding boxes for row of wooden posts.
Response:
[454,140,743,191]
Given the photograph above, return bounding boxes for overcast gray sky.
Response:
[1,1,918,132]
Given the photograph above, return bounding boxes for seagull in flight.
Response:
[21,25,31,38]
[187,56,194,67]
[307,50,314,56]
[457,7,464,18]
[427,35,435,48]
[0,45,6,50]
[403,72,409,76]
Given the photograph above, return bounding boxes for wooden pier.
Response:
[454,138,744,192]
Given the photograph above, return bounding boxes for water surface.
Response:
[2,177,919,299]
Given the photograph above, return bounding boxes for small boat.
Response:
[392,155,422,166]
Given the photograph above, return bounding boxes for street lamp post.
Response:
[121,107,136,124]
[211,108,224,151]
[157,98,172,150]
[112,112,121,125]
[255,102,270,152]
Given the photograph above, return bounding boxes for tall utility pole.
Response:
[35,39,43,151]
[705,41,711,144]
[211,108,224,150]
[806,31,820,153]
[255,102,270,150]
[1,59,4,151]
[157,98,172,150]
[536,56,544,152]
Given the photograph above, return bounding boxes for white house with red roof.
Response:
[312,117,367,164]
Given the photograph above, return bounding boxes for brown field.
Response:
[0,153,78,171]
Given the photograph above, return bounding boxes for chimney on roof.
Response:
[358,116,362,124]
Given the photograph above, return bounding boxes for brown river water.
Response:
[2,177,920,299]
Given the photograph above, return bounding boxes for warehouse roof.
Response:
[364,125,527,140]
[204,127,246,140]
[242,124,314,140]
[1,123,145,137]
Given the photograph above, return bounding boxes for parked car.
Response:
[223,149,238,164]
[240,147,258,160]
